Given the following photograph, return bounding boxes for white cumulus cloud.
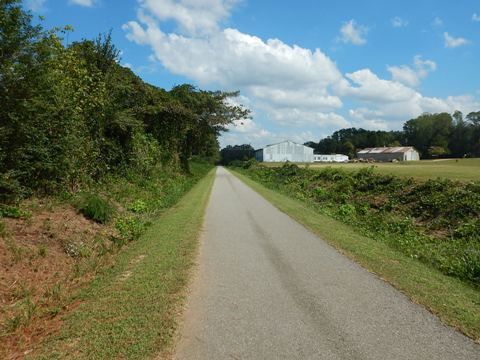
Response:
[124,21,343,90]
[472,13,480,22]
[387,65,419,87]
[391,16,408,28]
[70,0,96,7]
[342,69,416,103]
[249,86,342,110]
[387,55,436,87]
[341,68,479,121]
[222,117,273,148]
[339,19,368,45]
[263,106,350,128]
[444,32,470,48]
[136,0,239,35]
[123,3,348,133]
[349,108,389,130]
[432,17,443,27]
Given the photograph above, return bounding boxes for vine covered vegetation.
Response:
[0,0,249,202]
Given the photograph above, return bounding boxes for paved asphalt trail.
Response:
[174,167,479,360]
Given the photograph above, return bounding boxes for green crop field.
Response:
[264,158,480,182]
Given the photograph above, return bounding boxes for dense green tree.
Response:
[220,144,255,164]
[467,111,480,124]
[389,140,402,147]
[1,0,74,192]
[403,113,453,157]
[303,141,318,151]
[317,137,338,154]
[466,112,480,156]
[341,141,356,159]
[449,111,471,157]
[170,85,250,171]
[0,1,250,200]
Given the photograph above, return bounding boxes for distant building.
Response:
[255,140,314,163]
[357,147,420,162]
[313,154,349,163]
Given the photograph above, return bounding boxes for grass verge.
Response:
[0,162,214,359]
[231,169,480,342]
[31,168,216,359]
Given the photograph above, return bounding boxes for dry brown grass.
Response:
[0,199,116,359]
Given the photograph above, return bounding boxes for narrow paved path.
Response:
[174,167,479,360]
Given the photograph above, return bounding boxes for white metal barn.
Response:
[357,147,420,162]
[313,154,349,163]
[255,140,314,163]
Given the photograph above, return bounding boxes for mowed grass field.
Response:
[264,158,480,182]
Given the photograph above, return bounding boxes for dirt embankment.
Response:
[0,200,117,359]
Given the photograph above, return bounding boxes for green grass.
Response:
[263,158,480,182]
[231,169,480,342]
[32,168,216,360]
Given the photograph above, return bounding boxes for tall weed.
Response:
[77,193,115,224]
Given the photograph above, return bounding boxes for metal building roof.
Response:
[357,147,417,154]
[256,140,314,151]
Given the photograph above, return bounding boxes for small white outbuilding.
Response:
[313,154,349,163]
[255,140,314,163]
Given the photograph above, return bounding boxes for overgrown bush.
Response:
[0,173,26,203]
[242,158,258,169]
[129,199,147,214]
[77,193,115,224]
[229,160,245,168]
[114,216,145,244]
[0,205,27,219]
[103,160,213,246]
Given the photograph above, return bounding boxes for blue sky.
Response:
[26,0,480,148]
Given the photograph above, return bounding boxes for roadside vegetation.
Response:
[1,1,249,358]
[231,168,480,342]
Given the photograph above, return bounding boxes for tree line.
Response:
[220,144,256,165]
[221,111,480,164]
[0,0,249,201]
[306,111,480,159]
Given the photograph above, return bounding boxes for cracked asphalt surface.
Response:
[174,167,480,360]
